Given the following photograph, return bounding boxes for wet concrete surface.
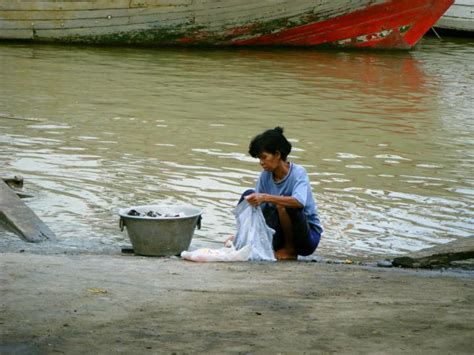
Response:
[1,252,473,354]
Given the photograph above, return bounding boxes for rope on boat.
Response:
[431,27,442,40]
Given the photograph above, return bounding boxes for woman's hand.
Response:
[245,192,267,207]
[247,193,303,209]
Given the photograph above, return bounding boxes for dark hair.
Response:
[248,126,292,161]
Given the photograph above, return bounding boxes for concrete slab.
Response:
[0,180,55,242]
[1,253,473,354]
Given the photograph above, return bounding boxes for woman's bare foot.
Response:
[224,235,235,247]
[275,248,297,261]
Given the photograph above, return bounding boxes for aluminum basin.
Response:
[119,204,202,256]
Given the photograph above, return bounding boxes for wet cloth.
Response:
[233,199,276,261]
[181,242,251,262]
[181,199,276,262]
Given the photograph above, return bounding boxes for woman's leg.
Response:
[265,206,320,258]
[239,190,320,258]
[286,208,320,256]
[261,207,284,251]
[274,205,297,260]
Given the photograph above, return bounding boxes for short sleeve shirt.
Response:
[255,162,322,234]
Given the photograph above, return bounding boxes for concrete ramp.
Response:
[0,180,56,242]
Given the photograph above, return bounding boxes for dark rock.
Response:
[392,238,474,268]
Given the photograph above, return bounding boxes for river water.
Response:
[1,37,473,258]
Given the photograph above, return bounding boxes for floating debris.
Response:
[86,288,108,295]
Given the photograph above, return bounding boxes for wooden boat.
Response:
[435,0,474,33]
[0,0,453,49]
[0,177,56,243]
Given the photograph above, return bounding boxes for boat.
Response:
[0,176,56,243]
[434,0,474,33]
[0,0,453,49]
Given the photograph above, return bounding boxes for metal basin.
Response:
[119,204,202,256]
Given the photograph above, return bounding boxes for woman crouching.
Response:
[242,127,323,260]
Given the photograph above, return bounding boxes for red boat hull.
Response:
[227,0,454,49]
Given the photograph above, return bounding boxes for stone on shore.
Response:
[392,238,474,268]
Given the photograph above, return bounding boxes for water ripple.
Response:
[0,39,473,256]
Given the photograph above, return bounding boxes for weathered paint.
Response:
[435,0,474,33]
[0,0,454,49]
[229,0,454,48]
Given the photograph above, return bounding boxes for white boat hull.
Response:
[435,0,474,32]
[0,0,454,48]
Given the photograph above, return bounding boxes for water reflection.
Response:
[0,39,472,257]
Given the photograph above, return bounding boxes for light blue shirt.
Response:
[255,162,323,234]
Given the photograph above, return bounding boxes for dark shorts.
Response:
[239,189,321,256]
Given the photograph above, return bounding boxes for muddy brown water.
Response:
[0,37,473,257]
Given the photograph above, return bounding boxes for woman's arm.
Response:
[246,193,303,209]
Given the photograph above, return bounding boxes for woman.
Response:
[242,127,322,260]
